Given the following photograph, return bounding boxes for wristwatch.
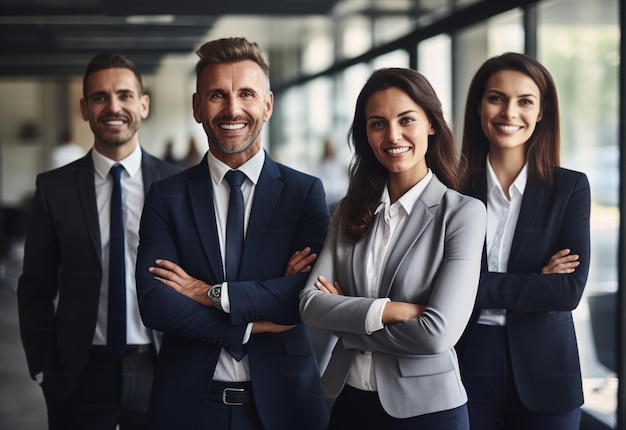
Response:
[208,284,223,311]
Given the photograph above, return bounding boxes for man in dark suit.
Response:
[17,52,181,430]
[135,37,330,430]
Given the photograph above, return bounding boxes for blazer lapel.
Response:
[187,161,224,282]
[75,153,102,265]
[241,156,282,279]
[140,150,158,193]
[508,180,545,271]
[377,175,446,297]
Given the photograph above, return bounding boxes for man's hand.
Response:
[149,259,212,306]
[251,321,296,334]
[541,248,580,274]
[284,247,317,276]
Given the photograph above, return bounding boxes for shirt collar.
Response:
[374,169,433,217]
[92,144,142,179]
[485,155,527,197]
[207,149,265,186]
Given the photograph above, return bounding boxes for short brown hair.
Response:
[82,52,144,100]
[194,37,270,91]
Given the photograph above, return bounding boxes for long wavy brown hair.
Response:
[460,52,560,190]
[340,68,460,243]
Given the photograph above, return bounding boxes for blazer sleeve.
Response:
[227,176,330,326]
[17,175,60,379]
[301,195,487,356]
[136,182,248,348]
[474,171,591,312]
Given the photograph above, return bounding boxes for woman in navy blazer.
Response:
[300,68,486,430]
[456,53,591,430]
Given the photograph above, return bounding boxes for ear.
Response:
[428,123,435,136]
[79,98,88,121]
[536,108,543,122]
[263,91,274,122]
[139,93,150,120]
[192,93,202,124]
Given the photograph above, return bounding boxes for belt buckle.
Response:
[222,387,245,406]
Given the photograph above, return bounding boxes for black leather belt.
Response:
[208,381,254,406]
[91,344,155,355]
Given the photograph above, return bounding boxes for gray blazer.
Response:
[300,174,486,419]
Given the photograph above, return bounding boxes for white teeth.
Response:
[221,123,245,130]
[105,120,124,126]
[385,147,409,154]
[496,124,521,132]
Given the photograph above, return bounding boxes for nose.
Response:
[106,97,122,114]
[223,95,242,117]
[502,100,517,119]
[387,124,401,143]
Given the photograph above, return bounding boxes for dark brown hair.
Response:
[82,52,144,100]
[341,67,460,243]
[460,52,560,189]
[195,37,269,91]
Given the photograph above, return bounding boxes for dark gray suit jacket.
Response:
[17,149,180,400]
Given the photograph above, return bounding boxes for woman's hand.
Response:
[541,248,580,274]
[382,302,425,324]
[315,275,344,296]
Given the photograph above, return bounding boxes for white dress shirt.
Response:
[346,170,433,392]
[92,144,152,346]
[207,149,265,382]
[478,157,527,326]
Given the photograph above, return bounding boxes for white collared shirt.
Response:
[92,144,152,346]
[346,170,433,392]
[207,149,265,382]
[478,156,527,326]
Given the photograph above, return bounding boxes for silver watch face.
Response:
[210,286,221,300]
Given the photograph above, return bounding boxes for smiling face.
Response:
[479,69,543,156]
[80,68,149,160]
[365,87,434,186]
[193,60,273,168]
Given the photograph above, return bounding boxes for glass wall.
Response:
[538,0,619,426]
[272,2,621,424]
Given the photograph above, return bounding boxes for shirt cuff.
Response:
[242,323,253,344]
[221,282,230,313]
[365,298,390,334]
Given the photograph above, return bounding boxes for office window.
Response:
[538,0,619,426]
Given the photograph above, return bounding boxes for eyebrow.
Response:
[485,89,538,98]
[367,110,418,121]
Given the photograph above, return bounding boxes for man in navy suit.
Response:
[17,52,181,429]
[135,37,330,429]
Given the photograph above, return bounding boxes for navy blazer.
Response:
[456,167,591,413]
[17,149,180,400]
[136,152,330,430]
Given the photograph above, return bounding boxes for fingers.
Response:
[284,247,317,276]
[542,251,580,274]
[154,259,189,278]
[315,276,344,296]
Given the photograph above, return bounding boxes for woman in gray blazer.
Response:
[299,68,486,429]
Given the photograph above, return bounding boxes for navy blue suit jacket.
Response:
[17,150,180,400]
[136,152,330,430]
[457,167,591,413]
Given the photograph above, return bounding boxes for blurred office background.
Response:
[0,0,622,428]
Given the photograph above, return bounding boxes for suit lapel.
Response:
[508,180,545,271]
[75,153,102,265]
[187,161,225,282]
[241,157,283,279]
[377,175,446,297]
[140,150,158,193]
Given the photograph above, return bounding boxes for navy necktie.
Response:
[224,170,246,361]
[108,164,126,357]
[225,170,246,282]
